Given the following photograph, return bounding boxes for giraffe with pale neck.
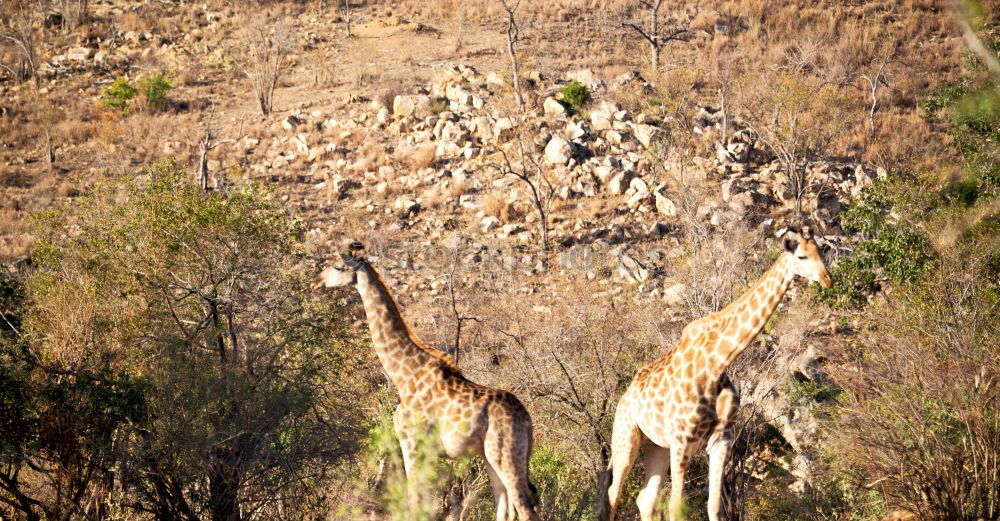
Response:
[597,227,833,521]
[314,242,539,521]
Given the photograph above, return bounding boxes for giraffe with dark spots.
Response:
[597,227,833,521]
[315,242,539,521]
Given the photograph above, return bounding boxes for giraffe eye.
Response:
[797,255,808,260]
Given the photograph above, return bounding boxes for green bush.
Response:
[819,179,932,308]
[559,80,590,113]
[827,242,1000,520]
[101,73,173,113]
[101,78,137,112]
[138,71,172,110]
[2,161,369,521]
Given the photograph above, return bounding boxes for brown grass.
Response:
[448,178,468,199]
[482,193,510,221]
[406,143,438,170]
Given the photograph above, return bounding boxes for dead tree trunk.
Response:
[197,122,243,192]
[341,0,352,37]
[861,49,894,138]
[500,0,524,112]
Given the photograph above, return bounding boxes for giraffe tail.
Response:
[528,481,539,508]
[595,468,613,521]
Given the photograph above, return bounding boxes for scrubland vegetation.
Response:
[2,0,999,520]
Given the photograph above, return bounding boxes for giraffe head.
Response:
[782,227,833,289]
[313,241,367,288]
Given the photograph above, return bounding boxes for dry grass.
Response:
[0,207,18,237]
[406,143,438,170]
[481,192,510,221]
[448,178,468,199]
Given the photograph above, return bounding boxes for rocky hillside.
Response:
[3,1,998,520]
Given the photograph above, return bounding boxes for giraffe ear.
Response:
[339,241,365,268]
[783,228,801,253]
[342,241,365,259]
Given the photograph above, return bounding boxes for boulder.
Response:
[282,115,303,130]
[564,120,586,140]
[486,71,505,86]
[493,117,515,142]
[655,192,677,217]
[618,252,649,283]
[594,165,615,183]
[445,84,474,105]
[481,216,500,232]
[609,171,634,194]
[544,135,574,165]
[66,46,94,62]
[543,97,567,116]
[394,198,420,214]
[590,101,619,131]
[566,68,600,87]
[632,123,664,148]
[393,95,433,119]
[662,283,688,306]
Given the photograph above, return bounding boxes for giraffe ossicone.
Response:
[315,242,539,521]
[597,226,833,521]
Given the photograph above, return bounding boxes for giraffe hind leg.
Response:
[636,437,669,521]
[598,403,641,521]
[707,384,739,521]
[484,458,511,521]
[483,413,537,521]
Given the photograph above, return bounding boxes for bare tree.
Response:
[235,17,294,116]
[498,0,524,112]
[52,0,89,31]
[0,1,39,83]
[860,46,896,138]
[494,130,557,252]
[197,116,245,192]
[737,70,858,216]
[619,0,690,72]
[341,0,352,37]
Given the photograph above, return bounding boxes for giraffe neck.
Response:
[354,262,455,393]
[706,252,796,375]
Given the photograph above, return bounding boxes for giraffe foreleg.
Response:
[393,408,420,511]
[706,384,739,521]
[668,441,692,521]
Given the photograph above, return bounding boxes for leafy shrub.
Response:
[828,244,1000,521]
[2,161,369,521]
[785,376,841,411]
[101,78,137,112]
[101,73,173,113]
[819,179,932,308]
[559,81,590,113]
[137,71,172,110]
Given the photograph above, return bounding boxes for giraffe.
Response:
[314,242,539,521]
[596,227,833,521]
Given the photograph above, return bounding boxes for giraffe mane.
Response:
[359,258,460,370]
